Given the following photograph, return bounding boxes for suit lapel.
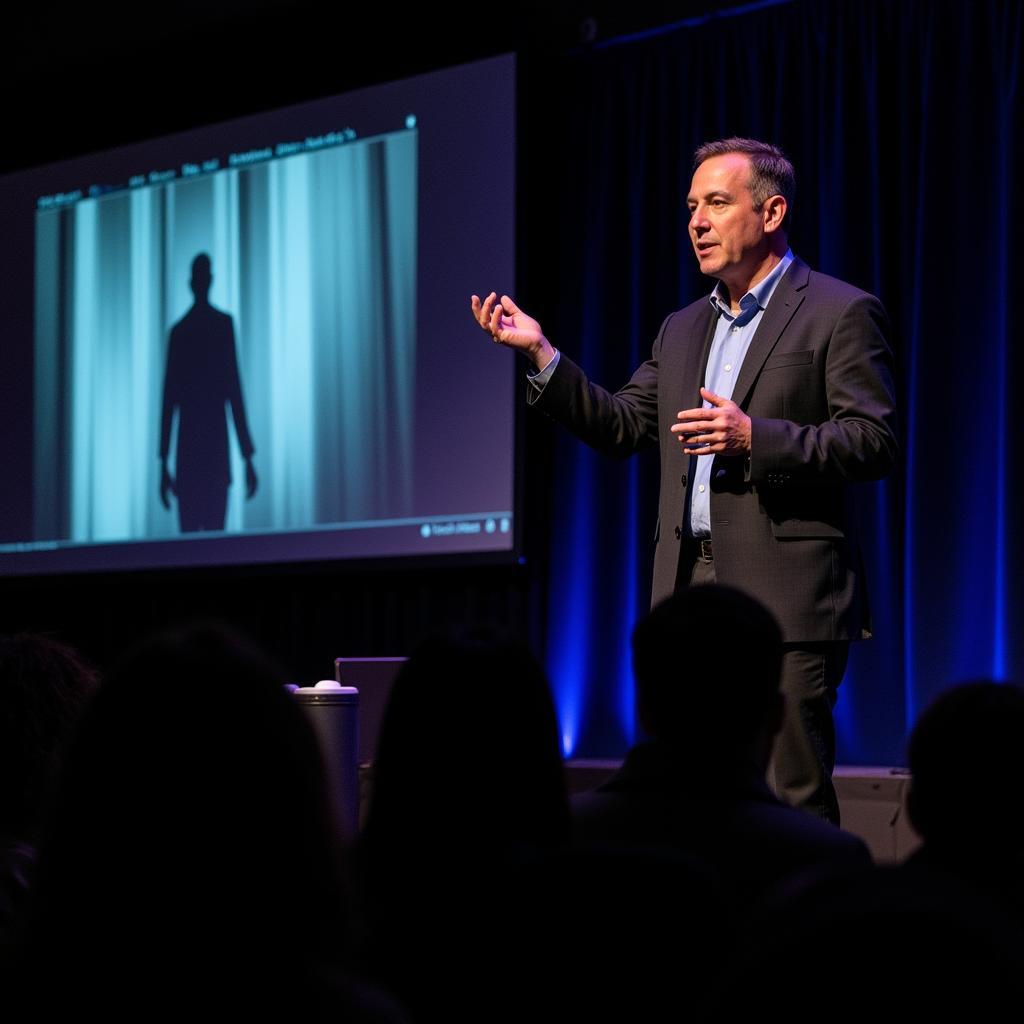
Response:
[683,302,719,399]
[731,257,810,409]
[658,300,718,425]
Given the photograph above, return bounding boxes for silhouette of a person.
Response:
[159,253,257,532]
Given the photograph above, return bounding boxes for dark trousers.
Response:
[686,550,848,824]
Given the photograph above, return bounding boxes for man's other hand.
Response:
[672,387,752,456]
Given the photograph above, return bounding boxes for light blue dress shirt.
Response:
[688,249,794,536]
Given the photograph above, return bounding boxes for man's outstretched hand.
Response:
[471,292,555,372]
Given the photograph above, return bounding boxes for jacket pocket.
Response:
[762,349,813,370]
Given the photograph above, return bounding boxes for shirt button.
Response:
[698,484,706,493]
[724,363,732,372]
[731,326,739,333]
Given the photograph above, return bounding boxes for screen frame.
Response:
[0,53,526,581]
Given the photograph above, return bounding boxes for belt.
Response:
[684,537,713,561]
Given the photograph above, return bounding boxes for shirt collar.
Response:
[708,248,795,320]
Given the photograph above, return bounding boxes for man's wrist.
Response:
[531,339,556,373]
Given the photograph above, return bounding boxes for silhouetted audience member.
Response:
[0,634,97,944]
[357,628,570,1022]
[700,678,1024,1019]
[699,857,1024,1020]
[572,586,870,908]
[362,630,569,851]
[511,838,731,1023]
[11,623,404,1021]
[904,679,1024,918]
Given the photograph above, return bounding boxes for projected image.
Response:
[33,131,417,545]
[0,54,516,574]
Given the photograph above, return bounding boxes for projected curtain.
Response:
[543,0,1023,764]
[33,132,416,543]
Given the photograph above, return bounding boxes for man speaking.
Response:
[472,138,898,823]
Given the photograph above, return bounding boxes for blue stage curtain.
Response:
[543,0,1022,764]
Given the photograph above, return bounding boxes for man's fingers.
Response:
[672,415,724,452]
[682,441,720,454]
[674,428,720,440]
[672,418,720,435]
[474,291,544,350]
[481,293,498,330]
[490,303,504,337]
[700,387,729,407]
[676,407,716,421]
[471,291,498,331]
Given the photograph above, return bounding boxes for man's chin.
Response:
[694,251,723,276]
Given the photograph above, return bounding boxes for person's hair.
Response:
[631,585,783,749]
[907,679,1024,851]
[24,622,349,968]
[362,627,569,851]
[693,137,795,233]
[0,634,98,837]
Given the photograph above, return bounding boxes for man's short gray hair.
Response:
[693,137,795,233]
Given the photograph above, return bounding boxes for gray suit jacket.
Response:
[529,257,898,642]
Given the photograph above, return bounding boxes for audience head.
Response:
[908,679,1024,859]
[0,633,98,840]
[26,622,348,969]
[631,585,783,755]
[355,628,568,1023]
[362,627,569,852]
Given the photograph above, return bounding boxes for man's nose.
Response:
[689,206,708,231]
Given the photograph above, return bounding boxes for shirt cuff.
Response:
[526,349,560,392]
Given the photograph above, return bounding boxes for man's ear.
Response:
[762,194,787,234]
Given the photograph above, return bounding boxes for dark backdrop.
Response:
[535,0,1023,764]
[3,0,1021,766]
